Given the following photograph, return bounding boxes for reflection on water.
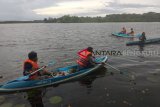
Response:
[138,45,145,59]
[26,88,46,107]
[79,67,107,94]
[138,44,144,52]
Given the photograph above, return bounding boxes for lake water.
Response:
[0,23,160,107]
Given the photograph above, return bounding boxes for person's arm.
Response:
[43,68,52,76]
[23,62,33,76]
[88,55,103,65]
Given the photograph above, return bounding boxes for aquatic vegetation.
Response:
[0,103,13,107]
[14,104,25,107]
[49,96,62,104]
[0,96,5,104]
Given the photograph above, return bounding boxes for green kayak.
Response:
[112,33,139,38]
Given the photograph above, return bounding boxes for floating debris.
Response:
[49,96,62,104]
[0,103,13,107]
[141,90,146,94]
[141,89,150,94]
[123,100,132,106]
[130,75,135,81]
[106,93,110,97]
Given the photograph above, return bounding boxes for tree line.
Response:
[0,12,160,24]
[43,12,160,23]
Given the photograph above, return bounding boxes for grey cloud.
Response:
[102,0,160,14]
[0,0,107,20]
[0,0,83,21]
[0,0,159,21]
[105,1,159,9]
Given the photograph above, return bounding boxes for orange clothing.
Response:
[77,49,92,67]
[23,59,39,79]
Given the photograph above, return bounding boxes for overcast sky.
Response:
[0,0,160,21]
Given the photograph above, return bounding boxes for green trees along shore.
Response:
[0,12,160,23]
[43,12,160,23]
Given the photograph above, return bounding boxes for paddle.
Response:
[104,63,123,74]
[104,63,136,81]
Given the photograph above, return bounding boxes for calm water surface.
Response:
[0,23,160,107]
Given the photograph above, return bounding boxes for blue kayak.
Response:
[112,33,139,38]
[0,56,108,92]
[126,38,160,46]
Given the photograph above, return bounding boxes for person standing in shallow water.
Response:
[27,89,45,107]
[23,51,52,80]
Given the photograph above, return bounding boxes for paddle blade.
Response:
[16,76,29,81]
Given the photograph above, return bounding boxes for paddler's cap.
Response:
[142,32,145,35]
[28,51,37,59]
[87,47,93,52]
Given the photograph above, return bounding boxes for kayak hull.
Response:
[0,56,108,93]
[126,38,160,46]
[112,33,137,38]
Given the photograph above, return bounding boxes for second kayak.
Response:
[126,38,160,46]
[112,33,138,38]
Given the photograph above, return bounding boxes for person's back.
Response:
[23,51,52,80]
[23,51,40,80]
[128,28,134,36]
[77,47,96,69]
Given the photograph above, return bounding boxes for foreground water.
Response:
[0,23,160,107]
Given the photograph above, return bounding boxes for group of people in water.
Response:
[23,47,103,80]
[119,27,146,42]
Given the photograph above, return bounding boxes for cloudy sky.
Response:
[0,0,160,21]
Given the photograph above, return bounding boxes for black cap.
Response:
[87,47,93,52]
[142,32,145,35]
[28,51,37,60]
